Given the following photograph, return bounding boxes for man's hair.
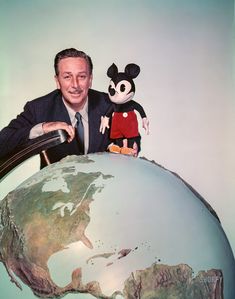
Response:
[54,48,93,75]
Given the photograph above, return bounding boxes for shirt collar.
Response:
[62,97,88,126]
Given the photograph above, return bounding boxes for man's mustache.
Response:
[69,88,83,93]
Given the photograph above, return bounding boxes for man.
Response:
[0,48,111,168]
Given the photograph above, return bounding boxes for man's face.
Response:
[55,57,92,111]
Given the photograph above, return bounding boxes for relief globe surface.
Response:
[0,153,234,299]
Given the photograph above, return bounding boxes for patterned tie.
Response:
[75,112,84,154]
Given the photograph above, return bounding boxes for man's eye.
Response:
[80,75,86,79]
[63,75,70,79]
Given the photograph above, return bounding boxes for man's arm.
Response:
[29,122,75,142]
[0,102,36,158]
[0,101,75,159]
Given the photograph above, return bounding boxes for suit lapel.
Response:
[51,92,72,124]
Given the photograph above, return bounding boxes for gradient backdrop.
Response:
[0,0,234,274]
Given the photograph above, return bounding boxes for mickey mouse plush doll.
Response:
[100,63,149,156]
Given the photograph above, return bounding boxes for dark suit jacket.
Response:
[0,89,111,167]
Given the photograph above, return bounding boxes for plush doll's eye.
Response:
[108,85,115,96]
[116,80,131,95]
[120,84,126,92]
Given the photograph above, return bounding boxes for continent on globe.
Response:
[0,155,114,298]
[0,153,234,299]
[123,263,223,299]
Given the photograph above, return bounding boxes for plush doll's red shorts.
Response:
[110,111,139,139]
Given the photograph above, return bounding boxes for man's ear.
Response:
[89,74,93,88]
[54,75,60,89]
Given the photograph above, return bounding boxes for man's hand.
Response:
[42,122,75,143]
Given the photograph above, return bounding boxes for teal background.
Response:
[0,0,234,296]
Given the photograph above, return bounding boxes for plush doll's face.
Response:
[108,77,135,104]
[107,63,140,104]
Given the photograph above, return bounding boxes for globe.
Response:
[0,152,234,299]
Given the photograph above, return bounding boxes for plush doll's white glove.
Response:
[142,117,150,135]
[100,116,110,134]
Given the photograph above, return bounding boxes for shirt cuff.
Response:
[29,123,44,139]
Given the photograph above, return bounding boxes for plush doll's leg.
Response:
[109,137,141,156]
[116,138,124,147]
[120,138,135,155]
[128,136,141,153]
[120,136,141,156]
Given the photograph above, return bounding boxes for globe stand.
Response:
[0,129,68,181]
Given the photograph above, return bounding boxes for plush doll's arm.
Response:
[133,101,150,135]
[99,105,114,134]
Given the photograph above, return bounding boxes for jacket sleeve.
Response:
[0,101,37,158]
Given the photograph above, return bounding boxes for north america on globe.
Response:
[0,153,234,299]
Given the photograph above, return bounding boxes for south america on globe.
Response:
[0,153,234,299]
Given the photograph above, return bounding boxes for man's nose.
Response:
[72,77,80,88]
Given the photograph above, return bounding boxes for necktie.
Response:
[75,112,84,154]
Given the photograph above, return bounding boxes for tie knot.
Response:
[75,112,82,123]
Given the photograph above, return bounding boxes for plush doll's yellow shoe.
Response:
[120,147,135,155]
[108,144,121,153]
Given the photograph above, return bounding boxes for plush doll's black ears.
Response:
[107,63,118,79]
[107,63,140,79]
[125,63,140,79]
